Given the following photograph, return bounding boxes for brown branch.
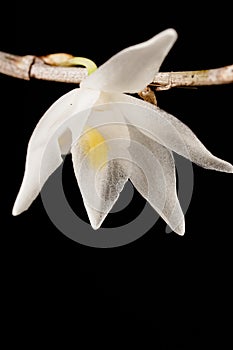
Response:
[0,52,88,83]
[1,50,233,89]
[0,51,35,80]
[152,66,233,90]
[31,57,88,83]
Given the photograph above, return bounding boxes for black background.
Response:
[1,2,232,348]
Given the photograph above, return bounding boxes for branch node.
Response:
[0,52,35,80]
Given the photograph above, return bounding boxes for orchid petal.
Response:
[112,93,233,173]
[71,119,131,229]
[128,125,185,235]
[72,154,131,230]
[81,29,177,93]
[12,88,100,216]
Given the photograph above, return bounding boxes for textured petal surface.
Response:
[128,125,185,235]
[81,29,177,93]
[13,88,100,215]
[72,153,131,230]
[111,93,233,173]
[71,112,131,229]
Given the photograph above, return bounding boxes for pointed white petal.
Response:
[71,117,131,229]
[13,88,100,216]
[112,93,233,173]
[71,103,131,228]
[72,152,131,229]
[81,29,177,93]
[128,125,185,235]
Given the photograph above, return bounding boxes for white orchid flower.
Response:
[12,29,233,235]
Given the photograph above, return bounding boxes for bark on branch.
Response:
[1,50,233,89]
[152,66,233,90]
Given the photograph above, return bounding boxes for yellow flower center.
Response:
[79,127,108,169]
